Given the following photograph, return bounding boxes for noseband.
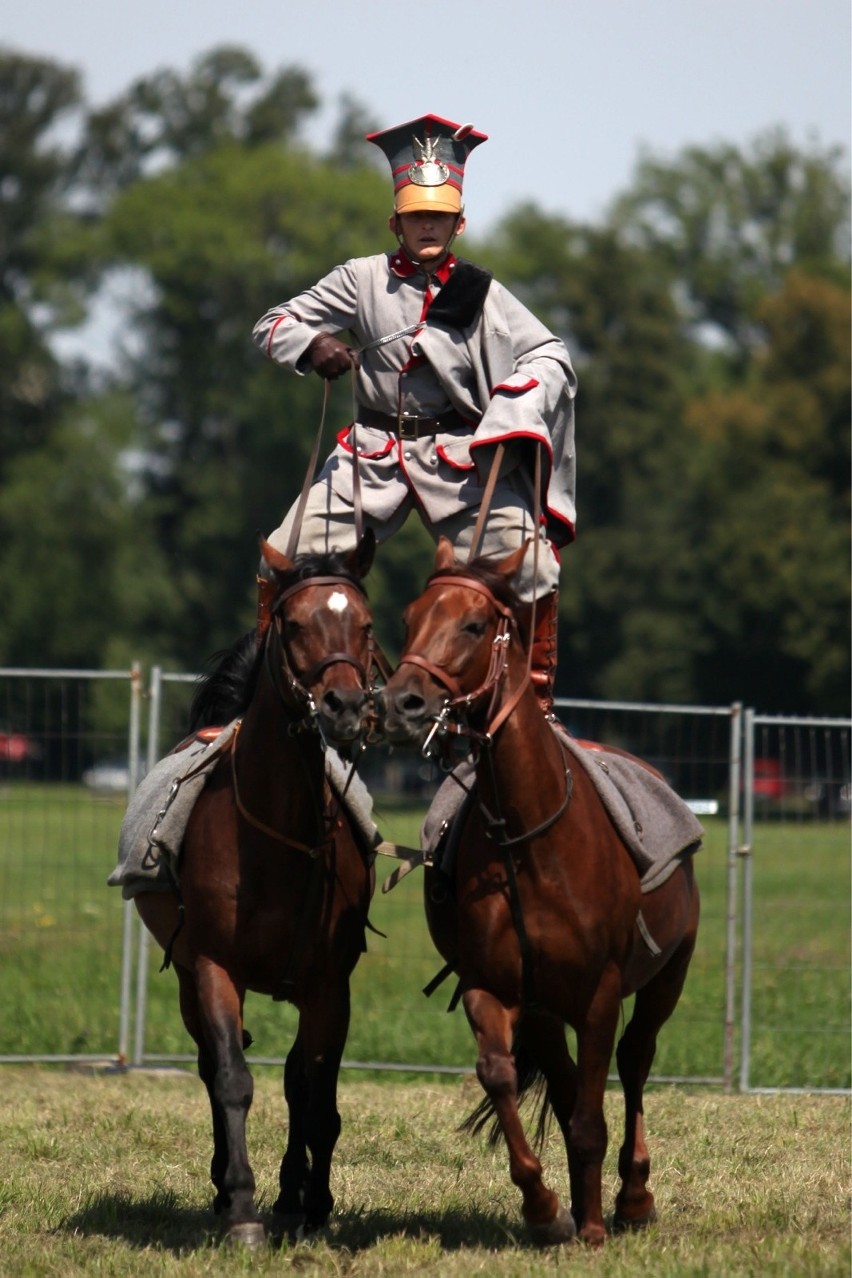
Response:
[399,574,529,750]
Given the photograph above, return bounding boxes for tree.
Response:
[481,209,707,702]
[97,137,391,661]
[0,393,180,669]
[77,46,318,198]
[682,270,850,713]
[610,129,851,363]
[0,49,85,474]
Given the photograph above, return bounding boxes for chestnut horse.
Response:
[135,533,379,1247]
[376,538,700,1248]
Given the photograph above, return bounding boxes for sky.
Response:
[5,0,851,232]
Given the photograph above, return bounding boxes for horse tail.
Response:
[458,1026,552,1152]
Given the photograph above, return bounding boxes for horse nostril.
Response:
[322,689,364,718]
[322,690,344,716]
[400,692,426,717]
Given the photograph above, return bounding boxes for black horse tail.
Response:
[458,1026,553,1153]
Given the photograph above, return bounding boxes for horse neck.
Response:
[239,647,323,774]
[474,643,566,817]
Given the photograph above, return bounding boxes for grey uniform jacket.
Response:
[253,250,577,547]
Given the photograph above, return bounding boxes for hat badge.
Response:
[408,134,450,187]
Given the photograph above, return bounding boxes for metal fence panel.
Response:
[2,665,847,1092]
[0,666,141,1063]
[127,685,737,1086]
[740,711,851,1093]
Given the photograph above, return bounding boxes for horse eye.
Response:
[463,619,487,638]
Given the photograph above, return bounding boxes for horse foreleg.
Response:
[194,958,264,1246]
[280,984,351,1236]
[174,966,230,1213]
[570,964,623,1246]
[273,1033,311,1234]
[464,989,576,1246]
[614,929,697,1231]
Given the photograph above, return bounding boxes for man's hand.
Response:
[306,333,360,380]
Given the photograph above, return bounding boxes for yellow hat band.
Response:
[394,184,462,214]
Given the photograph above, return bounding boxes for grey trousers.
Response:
[265,472,560,604]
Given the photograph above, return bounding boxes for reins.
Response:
[407,563,572,1013]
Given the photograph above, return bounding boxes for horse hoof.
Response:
[613,1204,658,1233]
[271,1211,306,1243]
[528,1202,577,1246]
[225,1220,266,1248]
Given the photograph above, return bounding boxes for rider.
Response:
[253,114,577,718]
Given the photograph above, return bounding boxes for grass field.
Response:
[0,1067,848,1276]
[0,784,849,1090]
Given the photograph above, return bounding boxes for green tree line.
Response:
[1,45,848,714]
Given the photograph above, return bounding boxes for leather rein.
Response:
[399,572,573,1013]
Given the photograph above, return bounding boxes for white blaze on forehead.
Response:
[327,591,349,614]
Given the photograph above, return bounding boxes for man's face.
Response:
[390,210,466,264]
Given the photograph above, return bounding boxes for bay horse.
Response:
[376,538,700,1247]
[134,532,379,1247]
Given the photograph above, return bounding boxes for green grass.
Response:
[0,784,849,1089]
[0,1068,848,1276]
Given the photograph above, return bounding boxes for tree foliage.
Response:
[0,49,85,473]
[0,46,848,714]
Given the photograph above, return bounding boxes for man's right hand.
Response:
[306,333,360,380]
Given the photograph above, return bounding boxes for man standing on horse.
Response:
[253,114,577,717]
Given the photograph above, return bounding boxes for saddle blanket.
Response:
[107,720,381,900]
[421,727,704,895]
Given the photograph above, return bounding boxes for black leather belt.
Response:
[357,405,467,439]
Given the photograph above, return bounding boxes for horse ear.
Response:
[258,535,294,576]
[495,540,530,583]
[345,527,376,580]
[435,536,456,571]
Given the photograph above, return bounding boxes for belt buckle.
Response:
[398,414,420,441]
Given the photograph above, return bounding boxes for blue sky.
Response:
[6,0,850,231]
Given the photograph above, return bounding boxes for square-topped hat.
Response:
[366,114,488,214]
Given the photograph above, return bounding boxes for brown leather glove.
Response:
[306,333,360,380]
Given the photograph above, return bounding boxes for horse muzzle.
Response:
[316,685,371,745]
[373,683,438,747]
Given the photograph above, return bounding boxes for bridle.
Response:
[229,569,381,856]
[398,573,531,759]
[263,572,382,746]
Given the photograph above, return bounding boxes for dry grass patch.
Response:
[0,1067,848,1276]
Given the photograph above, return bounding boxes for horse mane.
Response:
[190,631,260,729]
[189,550,369,731]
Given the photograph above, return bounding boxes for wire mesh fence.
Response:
[0,666,848,1091]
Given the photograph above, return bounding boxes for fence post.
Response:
[117,662,143,1065]
[723,701,743,1091]
[132,665,163,1067]
[739,707,755,1092]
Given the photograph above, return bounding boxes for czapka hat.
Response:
[366,114,488,213]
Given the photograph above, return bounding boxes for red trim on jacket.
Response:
[265,314,291,355]
[388,250,456,282]
[491,376,540,395]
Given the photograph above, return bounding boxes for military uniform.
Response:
[255,114,578,711]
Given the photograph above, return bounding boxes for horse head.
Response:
[259,529,377,750]
[376,535,529,750]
